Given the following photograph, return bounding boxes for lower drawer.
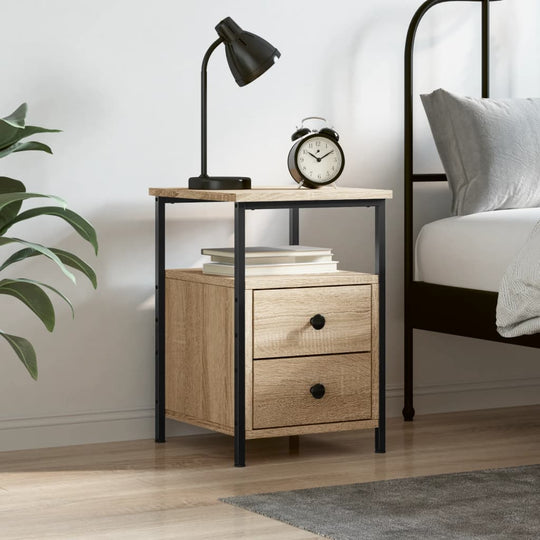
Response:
[252,353,372,429]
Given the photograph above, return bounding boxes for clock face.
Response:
[296,135,344,185]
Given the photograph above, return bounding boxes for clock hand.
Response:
[307,151,320,161]
[319,150,334,160]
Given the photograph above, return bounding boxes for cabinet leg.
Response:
[234,434,246,467]
[155,197,166,443]
[234,203,247,467]
[375,201,386,454]
[375,426,385,453]
[289,435,300,454]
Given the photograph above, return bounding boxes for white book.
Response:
[201,245,333,259]
[202,260,339,277]
[209,254,334,265]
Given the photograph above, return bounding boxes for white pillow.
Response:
[421,88,540,215]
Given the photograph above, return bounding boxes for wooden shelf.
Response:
[149,186,392,202]
[165,268,378,290]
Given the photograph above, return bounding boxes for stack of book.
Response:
[201,245,339,276]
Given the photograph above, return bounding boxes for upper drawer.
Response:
[253,285,372,359]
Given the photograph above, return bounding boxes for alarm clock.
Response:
[287,117,345,188]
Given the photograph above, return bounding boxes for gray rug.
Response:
[221,464,540,539]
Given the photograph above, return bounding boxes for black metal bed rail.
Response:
[403,0,501,421]
[412,174,447,182]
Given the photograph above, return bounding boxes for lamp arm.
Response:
[200,37,224,177]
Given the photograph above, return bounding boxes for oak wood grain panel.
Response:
[149,186,393,202]
[165,410,234,436]
[245,290,254,431]
[245,419,379,439]
[371,284,379,420]
[253,285,372,358]
[165,279,234,431]
[245,272,378,290]
[166,268,378,289]
[253,353,372,429]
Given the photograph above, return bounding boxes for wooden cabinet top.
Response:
[149,186,392,202]
[166,269,378,290]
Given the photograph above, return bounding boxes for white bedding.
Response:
[497,220,540,337]
[415,208,540,292]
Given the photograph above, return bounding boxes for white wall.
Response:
[1,0,539,451]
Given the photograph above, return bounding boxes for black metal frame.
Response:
[403,0,540,422]
[155,196,387,466]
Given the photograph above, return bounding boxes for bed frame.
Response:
[404,0,540,421]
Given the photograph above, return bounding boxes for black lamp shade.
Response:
[216,17,281,87]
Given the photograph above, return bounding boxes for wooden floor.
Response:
[1,406,539,539]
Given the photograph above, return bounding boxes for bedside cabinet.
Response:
[149,186,392,466]
[165,271,379,440]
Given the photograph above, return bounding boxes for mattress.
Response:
[415,208,540,292]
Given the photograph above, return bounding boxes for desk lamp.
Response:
[188,17,280,190]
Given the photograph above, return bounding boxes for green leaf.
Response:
[0,247,97,289]
[48,249,97,289]
[0,237,76,283]
[0,330,37,380]
[14,141,53,154]
[1,103,27,129]
[0,192,66,212]
[0,177,25,231]
[0,140,53,158]
[0,128,60,154]
[8,277,74,317]
[0,125,61,150]
[7,206,98,254]
[0,143,19,159]
[0,176,25,195]
[0,279,55,331]
[17,125,61,137]
[0,102,60,156]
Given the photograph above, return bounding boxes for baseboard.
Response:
[386,377,540,417]
[0,407,208,452]
[1,377,539,452]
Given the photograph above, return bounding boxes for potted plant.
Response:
[0,103,98,380]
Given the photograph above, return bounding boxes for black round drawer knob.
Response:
[310,314,326,330]
[310,383,326,399]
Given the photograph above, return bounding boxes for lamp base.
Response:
[188,176,251,190]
